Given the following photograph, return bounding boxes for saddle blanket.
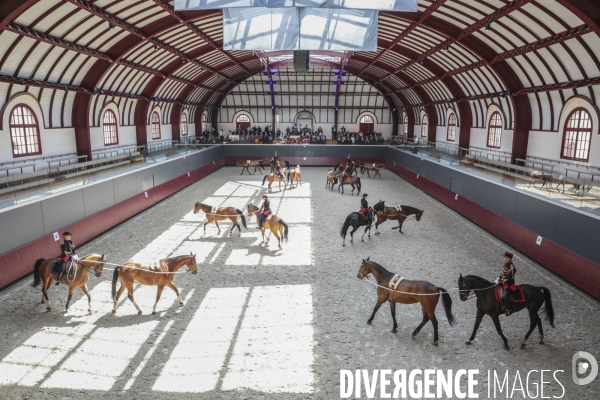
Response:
[495,284,526,303]
[51,260,76,276]
[372,163,376,167]
[395,205,402,212]
[211,206,217,214]
[389,274,404,289]
[246,160,251,164]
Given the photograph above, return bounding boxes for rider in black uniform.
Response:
[257,195,271,229]
[498,251,517,316]
[360,193,373,226]
[56,231,75,285]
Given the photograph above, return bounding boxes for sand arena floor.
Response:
[0,166,598,399]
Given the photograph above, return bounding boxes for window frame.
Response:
[487,111,502,149]
[151,111,161,140]
[236,114,250,123]
[201,113,207,133]
[102,109,119,146]
[420,114,428,138]
[403,114,408,135]
[447,113,457,142]
[9,104,42,157]
[180,113,188,136]
[360,115,374,123]
[560,107,593,162]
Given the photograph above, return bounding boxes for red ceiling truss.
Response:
[0,0,598,158]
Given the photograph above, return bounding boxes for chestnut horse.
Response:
[247,204,289,250]
[287,165,302,187]
[262,168,288,192]
[373,203,424,233]
[236,159,267,175]
[193,202,247,236]
[360,163,386,179]
[357,258,455,346]
[112,253,198,315]
[326,170,338,189]
[32,253,107,312]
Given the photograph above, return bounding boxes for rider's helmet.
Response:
[362,193,368,197]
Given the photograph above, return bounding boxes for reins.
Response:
[363,276,494,297]
[84,260,194,274]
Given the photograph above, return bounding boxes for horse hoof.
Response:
[539,340,544,345]
[465,341,472,345]
[179,303,184,307]
[46,308,51,312]
[520,343,526,349]
[504,345,510,351]
[361,239,364,242]
[138,311,142,315]
[41,300,45,304]
[152,311,156,315]
[342,244,345,247]
[367,320,372,325]
[391,329,397,333]
[433,341,439,346]
[375,232,380,236]
[112,309,116,314]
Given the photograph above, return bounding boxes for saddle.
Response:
[494,284,526,306]
[51,260,76,277]
[389,274,404,290]
[360,207,373,220]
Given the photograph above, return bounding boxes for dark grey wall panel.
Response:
[460,175,489,206]
[223,144,383,159]
[515,193,559,241]
[450,177,463,195]
[485,183,518,221]
[114,173,138,204]
[0,203,44,255]
[41,190,85,235]
[83,180,115,217]
[554,208,600,263]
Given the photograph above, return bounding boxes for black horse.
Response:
[458,274,555,350]
[340,200,383,246]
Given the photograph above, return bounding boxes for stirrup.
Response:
[505,309,513,317]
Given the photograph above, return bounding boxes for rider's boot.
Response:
[55,266,64,286]
[504,299,514,316]
[256,220,262,229]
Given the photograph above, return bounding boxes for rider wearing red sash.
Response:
[257,195,271,229]
[360,193,373,225]
[274,161,284,180]
[498,251,517,316]
[56,231,75,286]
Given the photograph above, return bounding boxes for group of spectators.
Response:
[334,127,385,145]
[224,125,328,144]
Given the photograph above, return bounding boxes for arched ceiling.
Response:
[0,0,599,130]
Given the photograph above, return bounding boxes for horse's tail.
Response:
[331,164,338,172]
[32,258,45,287]
[111,267,120,301]
[262,174,268,186]
[356,177,361,194]
[281,220,289,242]
[236,208,247,229]
[287,171,290,184]
[285,161,290,169]
[437,287,456,326]
[540,287,555,328]
[340,216,351,239]
[360,165,364,174]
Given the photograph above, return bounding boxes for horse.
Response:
[287,165,302,187]
[326,170,338,189]
[262,168,288,192]
[357,258,455,346]
[339,200,383,246]
[373,202,423,234]
[112,253,198,315]
[32,253,107,312]
[360,163,386,179]
[247,204,289,250]
[193,202,247,236]
[332,162,357,176]
[236,159,266,175]
[458,274,555,350]
[338,174,361,195]
[270,158,290,172]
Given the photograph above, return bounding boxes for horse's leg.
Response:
[350,224,359,243]
[367,295,386,325]
[377,170,382,179]
[412,310,430,338]
[389,301,398,333]
[214,220,221,235]
[361,225,369,242]
[80,284,92,312]
[42,278,52,311]
[228,217,235,237]
[273,229,282,250]
[429,312,440,346]
[127,284,142,315]
[398,218,405,233]
[65,286,76,311]
[167,282,183,306]
[466,309,485,345]
[113,284,126,313]
[152,285,166,315]
[521,312,539,348]
[203,221,209,234]
[490,314,510,350]
[536,315,545,344]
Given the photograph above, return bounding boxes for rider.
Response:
[497,251,517,316]
[257,194,271,229]
[56,231,75,285]
[274,161,284,180]
[341,154,354,181]
[360,193,373,225]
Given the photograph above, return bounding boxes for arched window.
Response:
[9,104,41,157]
[151,112,161,139]
[181,113,188,136]
[360,115,373,123]
[561,108,592,161]
[201,113,207,133]
[103,110,118,145]
[421,114,428,138]
[236,114,250,131]
[359,115,374,132]
[447,113,456,142]
[487,112,502,148]
[403,114,408,134]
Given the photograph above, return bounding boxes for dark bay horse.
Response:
[333,162,357,176]
[193,202,247,236]
[358,258,455,346]
[338,175,361,195]
[32,253,106,312]
[374,202,423,234]
[112,254,197,315]
[360,163,386,179]
[340,200,383,246]
[458,274,555,350]
[236,159,266,175]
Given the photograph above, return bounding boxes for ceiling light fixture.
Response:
[108,21,115,30]
[485,22,491,31]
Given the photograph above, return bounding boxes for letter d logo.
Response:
[572,351,598,386]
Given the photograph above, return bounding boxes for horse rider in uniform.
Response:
[257,194,271,229]
[360,193,373,226]
[341,154,354,182]
[497,251,517,316]
[56,231,76,285]
[274,161,284,180]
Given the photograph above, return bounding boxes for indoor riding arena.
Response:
[1,1,600,400]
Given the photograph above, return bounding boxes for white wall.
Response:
[90,103,137,151]
[147,124,172,142]
[0,93,76,172]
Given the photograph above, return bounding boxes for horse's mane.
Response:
[464,275,493,286]
[164,254,192,263]
[400,205,423,213]
[366,259,389,273]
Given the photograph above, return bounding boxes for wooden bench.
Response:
[473,160,535,183]
[130,151,145,162]
[0,178,55,195]
[57,155,130,178]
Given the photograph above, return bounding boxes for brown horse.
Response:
[360,163,386,179]
[236,159,267,175]
[287,165,302,187]
[357,258,455,346]
[247,204,289,250]
[326,170,339,189]
[333,162,357,176]
[374,202,423,233]
[193,202,247,236]
[338,174,361,195]
[262,168,288,192]
[112,253,198,315]
[270,158,290,172]
[32,253,107,312]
